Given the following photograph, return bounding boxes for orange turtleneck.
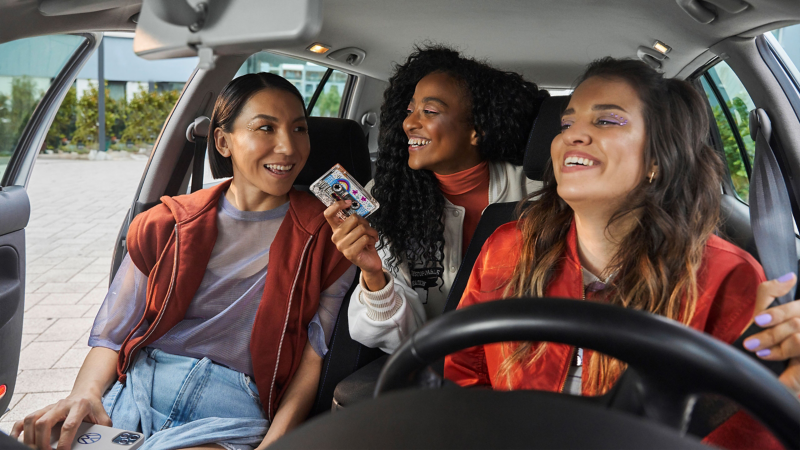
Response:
[434,161,490,254]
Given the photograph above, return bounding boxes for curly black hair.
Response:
[370,44,547,273]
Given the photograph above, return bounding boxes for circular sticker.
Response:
[77,432,102,444]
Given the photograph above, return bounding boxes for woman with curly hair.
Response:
[444,57,800,449]
[324,45,546,352]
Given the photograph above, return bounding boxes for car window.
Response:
[0,35,86,176]
[700,61,756,203]
[770,24,800,84]
[236,52,349,117]
[200,52,351,187]
[45,33,195,156]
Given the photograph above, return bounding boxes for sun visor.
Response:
[133,0,322,68]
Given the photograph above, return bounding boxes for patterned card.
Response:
[310,164,379,220]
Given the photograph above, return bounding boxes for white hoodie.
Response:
[348,161,540,353]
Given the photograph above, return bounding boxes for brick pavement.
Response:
[1,156,148,434]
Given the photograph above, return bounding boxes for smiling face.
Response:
[402,71,481,175]
[552,76,652,212]
[214,88,310,204]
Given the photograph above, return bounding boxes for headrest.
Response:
[523,96,570,181]
[297,117,371,187]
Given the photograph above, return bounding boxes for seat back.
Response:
[297,117,372,189]
[442,96,569,315]
[303,117,387,416]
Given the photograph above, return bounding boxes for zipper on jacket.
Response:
[122,224,180,374]
[560,275,586,394]
[267,235,313,420]
[559,346,576,394]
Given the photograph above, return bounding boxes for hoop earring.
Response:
[649,171,656,184]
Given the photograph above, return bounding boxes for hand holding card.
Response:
[310,164,379,221]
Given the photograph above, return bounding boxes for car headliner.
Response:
[0,0,799,86]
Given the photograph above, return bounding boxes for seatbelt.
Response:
[186,116,211,193]
[731,108,795,378]
[683,109,794,438]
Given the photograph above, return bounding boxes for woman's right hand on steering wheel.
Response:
[324,200,386,291]
[10,391,112,450]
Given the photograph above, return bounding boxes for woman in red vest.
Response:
[12,73,354,450]
[444,58,800,449]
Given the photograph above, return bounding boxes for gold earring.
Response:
[649,171,656,184]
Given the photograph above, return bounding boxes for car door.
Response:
[0,32,100,415]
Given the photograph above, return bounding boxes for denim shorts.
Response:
[102,348,270,450]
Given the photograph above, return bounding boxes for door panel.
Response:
[0,186,29,414]
[0,32,99,416]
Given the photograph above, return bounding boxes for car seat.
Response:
[302,117,387,416]
[326,96,569,412]
[299,117,372,188]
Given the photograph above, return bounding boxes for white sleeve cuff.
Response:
[358,270,403,321]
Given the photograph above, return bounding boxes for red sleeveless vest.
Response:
[118,180,350,419]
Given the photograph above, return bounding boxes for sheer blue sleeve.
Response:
[88,253,149,350]
[308,265,357,357]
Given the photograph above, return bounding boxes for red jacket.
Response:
[445,220,781,449]
[117,180,351,420]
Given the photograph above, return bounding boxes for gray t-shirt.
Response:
[89,194,355,376]
[564,268,615,395]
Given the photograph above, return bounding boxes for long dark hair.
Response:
[208,72,307,178]
[499,57,726,394]
[371,44,546,272]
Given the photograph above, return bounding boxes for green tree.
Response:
[10,77,39,137]
[109,95,127,142]
[0,77,41,155]
[72,81,118,148]
[0,92,11,155]
[317,86,341,117]
[713,99,754,202]
[45,86,77,149]
[121,85,179,144]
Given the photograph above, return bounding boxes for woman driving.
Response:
[12,73,355,450]
[444,57,800,449]
[325,45,546,353]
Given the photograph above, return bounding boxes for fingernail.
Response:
[778,272,795,283]
[756,349,771,358]
[755,313,772,327]
[744,338,760,350]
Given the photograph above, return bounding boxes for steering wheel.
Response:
[273,298,800,449]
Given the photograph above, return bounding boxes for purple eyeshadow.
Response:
[608,113,628,126]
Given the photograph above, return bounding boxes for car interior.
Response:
[2,0,800,448]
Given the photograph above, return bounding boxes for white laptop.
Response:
[49,422,144,449]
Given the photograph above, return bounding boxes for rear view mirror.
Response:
[133,0,322,68]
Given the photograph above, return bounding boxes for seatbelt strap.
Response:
[749,108,797,305]
[186,116,211,193]
[191,136,207,193]
[686,109,793,438]
[735,108,794,376]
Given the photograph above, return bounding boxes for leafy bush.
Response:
[0,76,43,155]
[40,82,178,152]
[45,86,77,149]
[712,97,754,202]
[121,86,178,145]
[72,82,119,147]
